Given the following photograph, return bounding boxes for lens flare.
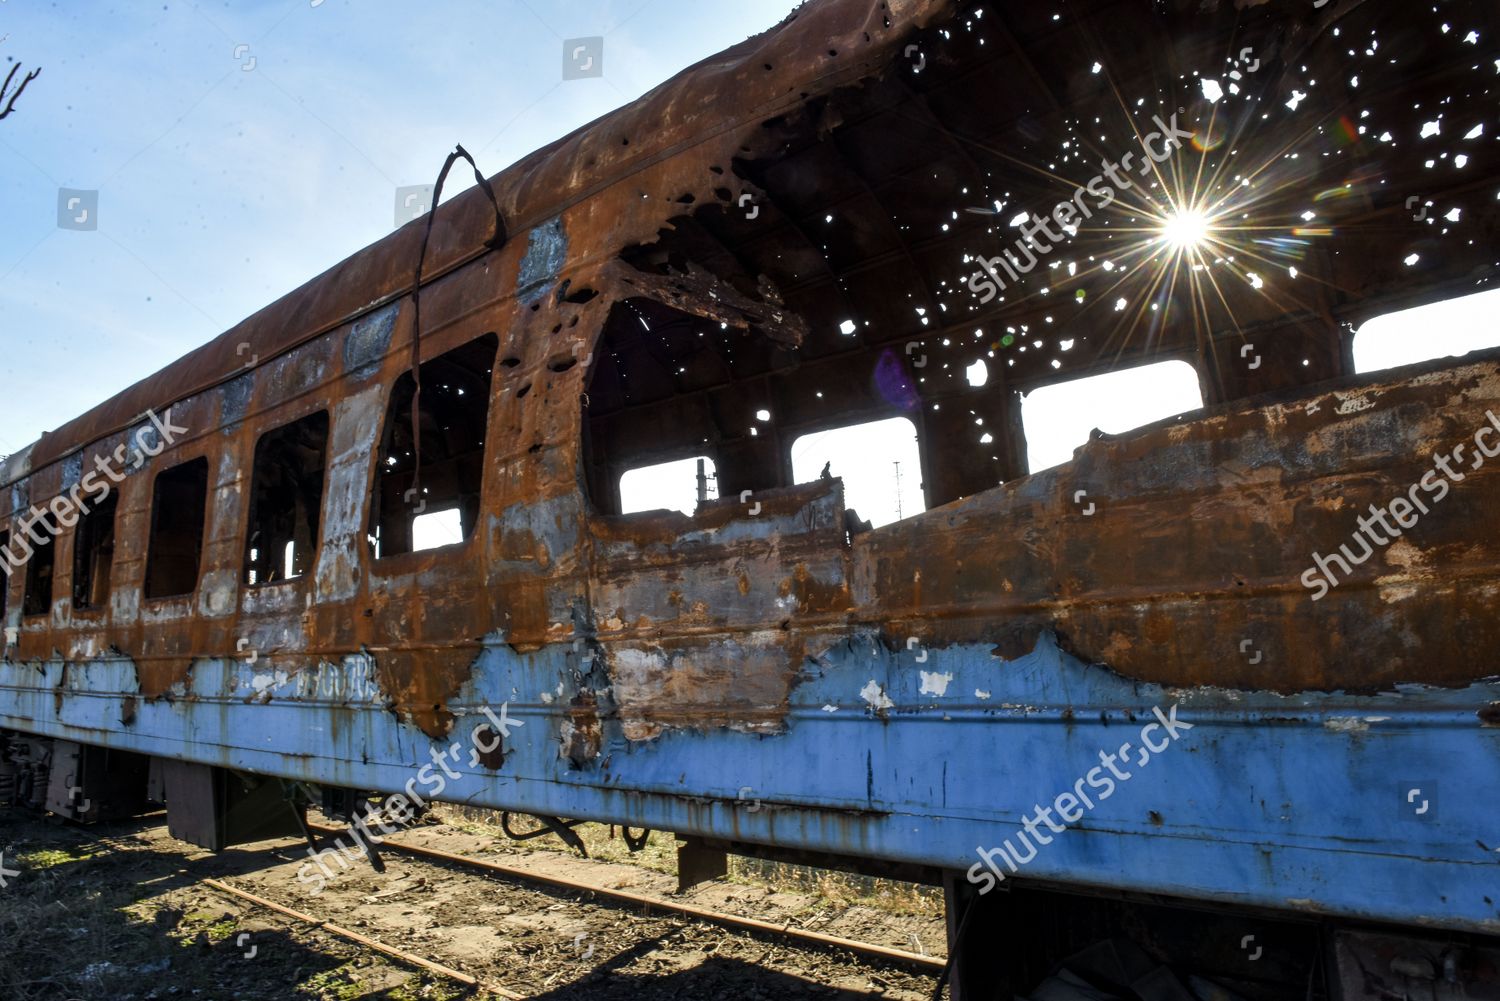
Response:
[1161,209,1212,252]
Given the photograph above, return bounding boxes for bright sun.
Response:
[1161,208,1211,252]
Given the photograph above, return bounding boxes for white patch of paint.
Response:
[860,680,894,711]
[975,689,991,700]
[919,671,954,696]
[1333,392,1377,414]
[250,670,289,697]
[822,704,839,713]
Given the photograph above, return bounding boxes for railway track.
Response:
[3,810,945,999]
[203,877,527,1000]
[303,821,947,974]
[204,820,946,998]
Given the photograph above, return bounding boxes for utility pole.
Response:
[893,461,903,521]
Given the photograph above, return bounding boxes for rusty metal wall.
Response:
[3,0,1499,937]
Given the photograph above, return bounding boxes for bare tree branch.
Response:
[0,63,42,121]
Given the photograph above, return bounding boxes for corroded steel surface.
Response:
[1,0,1497,815]
[861,355,1500,692]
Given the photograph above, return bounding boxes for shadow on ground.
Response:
[0,810,909,1000]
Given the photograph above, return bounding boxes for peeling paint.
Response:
[919,670,954,696]
[860,680,894,711]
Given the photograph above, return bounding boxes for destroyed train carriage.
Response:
[3,0,1499,995]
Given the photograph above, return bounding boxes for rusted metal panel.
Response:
[2,0,1499,939]
[589,481,849,742]
[857,354,1500,692]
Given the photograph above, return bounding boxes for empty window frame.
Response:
[411,509,464,551]
[369,333,498,558]
[619,456,719,516]
[22,525,55,617]
[1353,287,1500,374]
[72,490,118,610]
[1020,360,1204,472]
[790,418,925,529]
[145,457,209,600]
[0,530,9,622]
[243,412,329,586]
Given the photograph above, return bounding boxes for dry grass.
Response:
[0,829,174,999]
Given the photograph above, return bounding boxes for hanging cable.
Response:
[406,144,507,510]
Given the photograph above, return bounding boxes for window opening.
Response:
[0,530,9,622]
[369,334,497,558]
[22,526,54,617]
[1020,360,1203,472]
[1353,287,1500,374]
[244,412,329,585]
[145,457,209,600]
[73,490,118,609]
[790,418,924,529]
[619,456,719,516]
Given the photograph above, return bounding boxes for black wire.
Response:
[408,144,507,505]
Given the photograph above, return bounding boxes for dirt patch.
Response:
[409,809,946,960]
[0,808,943,1000]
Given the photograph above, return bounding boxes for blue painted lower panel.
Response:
[3,632,1498,935]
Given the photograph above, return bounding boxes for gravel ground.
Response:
[0,808,944,1000]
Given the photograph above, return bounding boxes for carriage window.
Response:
[145,457,209,600]
[1020,361,1203,473]
[0,530,9,622]
[790,419,924,529]
[619,456,718,516]
[73,491,118,610]
[1353,287,1500,374]
[244,412,329,585]
[369,333,497,559]
[22,526,55,617]
[411,509,463,551]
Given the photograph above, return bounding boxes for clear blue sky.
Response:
[0,0,802,456]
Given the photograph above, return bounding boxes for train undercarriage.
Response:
[6,724,1497,999]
